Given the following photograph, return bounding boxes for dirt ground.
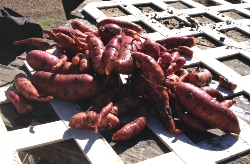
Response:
[1,0,250,163]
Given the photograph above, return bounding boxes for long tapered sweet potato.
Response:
[30,71,100,100]
[14,73,53,102]
[112,105,150,141]
[167,82,240,134]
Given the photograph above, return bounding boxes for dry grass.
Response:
[0,0,67,30]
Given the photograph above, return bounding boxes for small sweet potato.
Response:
[219,75,237,92]
[8,91,33,114]
[14,73,53,102]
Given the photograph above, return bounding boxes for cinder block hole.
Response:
[157,17,191,29]
[218,54,250,76]
[218,150,250,164]
[99,6,130,17]
[227,92,250,114]
[220,9,250,20]
[19,139,89,164]
[224,0,246,4]
[3,101,60,131]
[192,0,221,6]
[101,126,171,163]
[165,1,193,10]
[194,34,224,50]
[80,10,96,23]
[190,13,221,25]
[135,21,155,34]
[134,3,165,13]
[220,28,250,42]
[184,62,220,81]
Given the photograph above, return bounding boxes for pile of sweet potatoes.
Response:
[9,18,240,141]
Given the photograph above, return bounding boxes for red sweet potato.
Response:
[175,100,208,132]
[26,50,60,72]
[8,91,33,114]
[114,35,137,74]
[141,38,160,61]
[30,71,100,100]
[219,75,237,92]
[87,34,106,75]
[69,111,120,129]
[110,96,145,117]
[13,37,51,51]
[94,102,113,133]
[14,73,53,102]
[175,46,194,58]
[98,23,123,45]
[167,82,240,134]
[103,34,122,75]
[157,36,196,48]
[97,19,143,34]
[112,105,150,141]
[201,86,225,102]
[186,65,212,87]
[166,56,186,75]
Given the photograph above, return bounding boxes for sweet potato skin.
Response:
[8,91,33,114]
[168,82,240,134]
[26,50,59,72]
[112,105,150,141]
[14,73,53,102]
[31,71,100,100]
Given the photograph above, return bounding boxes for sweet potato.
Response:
[186,65,212,87]
[156,36,196,48]
[98,23,123,45]
[13,37,51,50]
[130,68,149,97]
[8,91,33,114]
[114,35,137,74]
[52,27,88,38]
[110,96,145,117]
[131,52,180,133]
[71,19,97,34]
[175,100,208,132]
[69,111,120,129]
[25,50,60,72]
[51,61,80,74]
[175,46,194,58]
[88,88,117,112]
[94,102,113,133]
[112,105,150,141]
[201,86,225,102]
[158,52,172,69]
[14,73,53,102]
[96,19,143,34]
[30,71,100,100]
[219,75,237,92]
[167,82,240,134]
[141,38,160,61]
[87,34,106,75]
[221,99,236,108]
[166,56,186,75]
[104,34,122,75]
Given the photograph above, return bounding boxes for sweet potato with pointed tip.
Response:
[167,82,240,134]
[157,36,196,48]
[112,105,150,141]
[14,73,53,102]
